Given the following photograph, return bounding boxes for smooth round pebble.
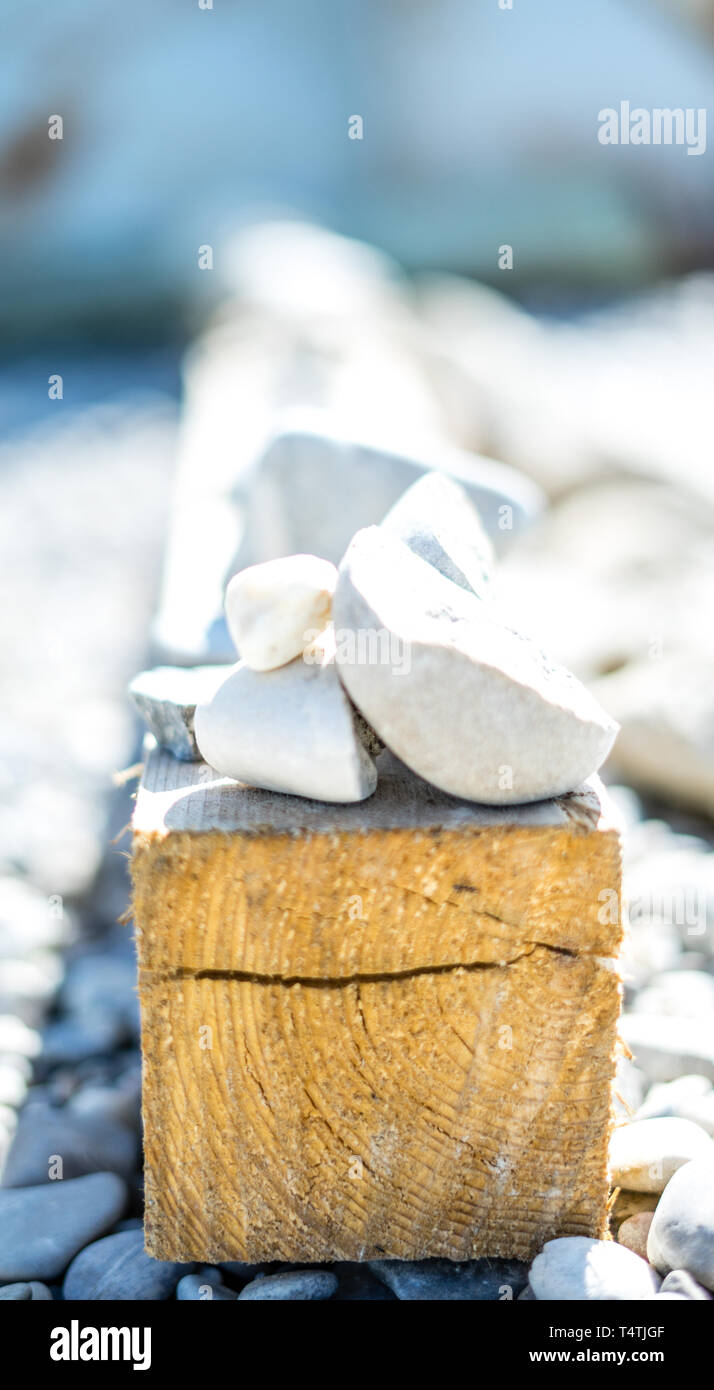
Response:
[63,1228,192,1301]
[647,1159,714,1288]
[0,1172,127,1282]
[220,1261,267,1282]
[529,1237,661,1301]
[237,1270,338,1301]
[1,1102,137,1187]
[660,1269,712,1300]
[39,1014,123,1068]
[68,1079,141,1131]
[609,1117,713,1193]
[331,1263,397,1300]
[616,1212,653,1261]
[368,1257,528,1300]
[0,1281,52,1300]
[177,1273,237,1301]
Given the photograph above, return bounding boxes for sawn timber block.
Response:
[131,742,623,1264]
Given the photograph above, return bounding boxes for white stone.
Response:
[659,1269,712,1300]
[609,1117,714,1194]
[129,665,229,761]
[647,1159,714,1288]
[238,422,544,569]
[333,526,618,804]
[194,646,377,804]
[381,471,493,597]
[224,555,337,671]
[529,1237,661,1301]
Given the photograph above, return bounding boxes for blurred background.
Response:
[1,0,714,1280]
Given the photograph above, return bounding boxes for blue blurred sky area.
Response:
[0,0,713,340]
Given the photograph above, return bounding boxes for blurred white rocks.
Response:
[497,472,714,820]
[634,972,714,1021]
[595,653,714,820]
[621,1013,714,1084]
[381,472,493,597]
[237,423,544,570]
[225,555,336,671]
[647,1159,714,1289]
[638,1076,714,1137]
[529,1237,661,1301]
[129,666,228,761]
[609,1117,714,1194]
[624,842,714,953]
[333,526,618,804]
[194,643,377,803]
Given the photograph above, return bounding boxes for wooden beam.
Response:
[132,743,623,1262]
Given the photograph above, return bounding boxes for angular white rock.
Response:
[129,665,229,761]
[529,1237,661,1301]
[333,526,618,804]
[194,647,377,803]
[225,555,337,671]
[237,423,544,569]
[609,1117,714,1194]
[381,471,493,597]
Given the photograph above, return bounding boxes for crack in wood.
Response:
[140,940,594,989]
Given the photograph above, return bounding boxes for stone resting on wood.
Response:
[130,468,622,1264]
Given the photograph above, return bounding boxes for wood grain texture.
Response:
[132,743,623,1262]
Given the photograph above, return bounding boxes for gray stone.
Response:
[219,1261,267,1282]
[61,952,138,1022]
[129,665,228,761]
[331,1262,398,1300]
[0,1280,53,1300]
[39,1014,124,1068]
[177,1273,237,1301]
[237,1270,338,1300]
[195,647,377,803]
[647,1159,714,1289]
[239,426,544,569]
[63,1228,191,1301]
[1,1102,136,1187]
[334,526,617,803]
[368,1257,528,1300]
[0,1172,127,1282]
[529,1237,661,1301]
[68,1072,142,1132]
[660,1268,712,1300]
[381,471,493,597]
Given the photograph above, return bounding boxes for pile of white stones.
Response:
[135,470,618,806]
